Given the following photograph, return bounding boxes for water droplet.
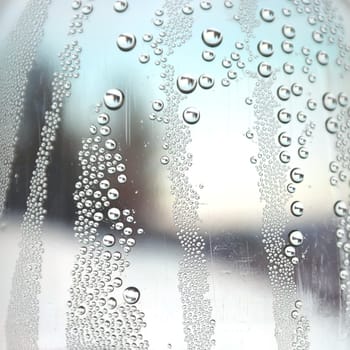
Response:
[257,40,274,57]
[103,234,116,247]
[289,230,304,246]
[291,256,299,265]
[284,245,296,257]
[279,151,291,163]
[334,200,348,217]
[104,89,124,110]
[316,50,329,65]
[200,1,212,10]
[100,125,111,136]
[291,83,303,96]
[298,147,309,159]
[278,132,292,147]
[260,8,275,22]
[295,300,303,309]
[291,201,304,217]
[257,62,272,78]
[202,29,223,47]
[282,25,296,39]
[221,78,230,87]
[183,107,200,125]
[100,179,110,190]
[177,75,197,93]
[281,40,294,54]
[323,93,337,111]
[117,33,136,51]
[297,111,307,122]
[108,208,121,220]
[283,62,294,74]
[152,99,164,112]
[139,54,150,64]
[82,3,93,14]
[143,33,153,42]
[312,30,324,43]
[222,58,232,68]
[340,269,349,280]
[77,305,86,315]
[224,0,233,8]
[307,99,317,110]
[97,113,110,125]
[107,297,117,309]
[227,70,237,79]
[198,74,215,89]
[325,117,338,134]
[160,156,170,165]
[72,0,82,10]
[93,212,104,222]
[278,109,292,123]
[291,310,299,319]
[182,4,194,15]
[338,92,348,107]
[277,86,291,101]
[123,286,140,304]
[202,50,215,61]
[107,188,119,200]
[291,168,304,183]
[113,0,128,12]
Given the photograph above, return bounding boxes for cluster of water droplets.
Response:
[66,89,148,349]
[6,39,81,350]
[0,0,50,227]
[69,0,95,35]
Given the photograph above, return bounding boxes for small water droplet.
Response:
[283,62,294,74]
[338,92,348,107]
[72,0,82,10]
[307,99,317,110]
[139,54,150,64]
[113,0,128,12]
[182,4,194,15]
[224,0,233,8]
[202,50,215,61]
[334,200,348,217]
[123,286,140,304]
[289,230,304,246]
[104,89,124,110]
[281,40,294,54]
[198,74,215,89]
[260,8,275,22]
[279,151,291,163]
[298,147,309,159]
[183,107,200,124]
[107,188,119,200]
[291,83,303,96]
[291,168,304,183]
[202,29,223,47]
[82,3,93,14]
[278,132,292,147]
[117,33,136,51]
[97,113,110,125]
[295,300,303,309]
[177,75,197,93]
[160,156,170,165]
[339,269,349,280]
[143,33,153,42]
[291,201,304,217]
[312,30,324,43]
[107,297,117,309]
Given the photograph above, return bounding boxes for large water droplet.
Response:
[278,109,292,124]
[260,8,275,22]
[113,0,128,12]
[283,62,294,74]
[282,25,296,39]
[257,40,274,57]
[198,74,215,89]
[291,201,304,217]
[281,40,294,54]
[200,1,212,10]
[284,245,296,257]
[117,33,136,51]
[278,132,292,147]
[277,86,291,101]
[291,83,303,96]
[182,4,194,15]
[258,62,272,77]
[325,117,338,134]
[334,200,348,217]
[108,208,121,220]
[289,230,304,246]
[177,75,197,93]
[202,29,223,47]
[103,234,116,247]
[183,107,200,125]
[123,286,140,304]
[323,92,337,111]
[316,50,329,65]
[291,168,304,183]
[104,89,124,109]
